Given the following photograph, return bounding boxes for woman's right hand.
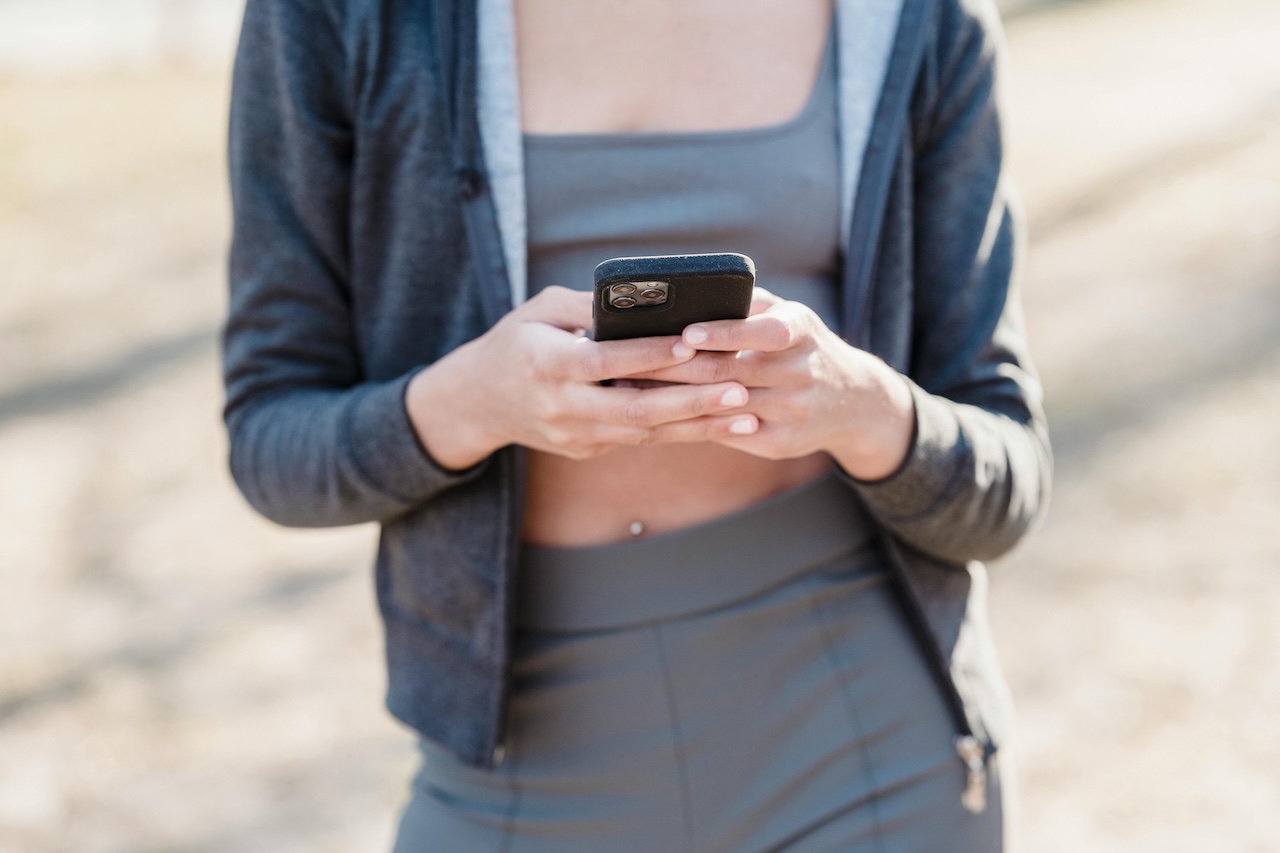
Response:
[405,286,759,470]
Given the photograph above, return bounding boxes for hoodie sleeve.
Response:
[223,0,488,529]
[847,0,1053,563]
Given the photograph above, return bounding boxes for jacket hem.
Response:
[383,605,505,768]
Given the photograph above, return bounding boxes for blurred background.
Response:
[1,0,1277,850]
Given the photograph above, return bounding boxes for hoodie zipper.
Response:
[842,0,995,814]
[879,532,992,814]
[955,735,988,814]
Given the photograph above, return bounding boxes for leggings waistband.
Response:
[515,472,881,632]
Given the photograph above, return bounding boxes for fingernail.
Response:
[685,326,708,345]
[720,388,746,407]
[672,340,694,359]
[730,416,757,435]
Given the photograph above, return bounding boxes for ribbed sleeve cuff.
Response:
[341,370,490,506]
[843,378,966,522]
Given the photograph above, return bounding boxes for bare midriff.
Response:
[521,449,833,547]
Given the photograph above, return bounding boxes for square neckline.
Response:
[522,16,837,147]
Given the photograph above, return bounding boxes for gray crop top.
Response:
[523,23,842,334]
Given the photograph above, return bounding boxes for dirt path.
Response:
[992,1,1280,849]
[0,1,1277,850]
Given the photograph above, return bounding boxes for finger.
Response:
[568,380,750,428]
[621,350,781,387]
[710,428,777,458]
[708,417,806,460]
[592,413,761,446]
[749,287,783,315]
[519,285,594,332]
[654,412,760,441]
[682,304,809,353]
[609,378,683,390]
[564,335,695,383]
[728,387,813,425]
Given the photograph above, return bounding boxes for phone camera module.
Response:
[631,281,669,306]
[609,281,668,309]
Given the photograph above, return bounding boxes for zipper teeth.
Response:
[841,0,977,747]
[877,532,990,814]
[878,535,976,741]
[489,445,525,769]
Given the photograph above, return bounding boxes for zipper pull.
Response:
[954,735,987,814]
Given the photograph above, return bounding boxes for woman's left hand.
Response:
[620,289,917,481]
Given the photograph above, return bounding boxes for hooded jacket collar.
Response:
[475,0,908,313]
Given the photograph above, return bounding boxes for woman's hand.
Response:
[405,286,759,470]
[622,289,917,481]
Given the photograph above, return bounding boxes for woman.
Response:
[224,0,1051,849]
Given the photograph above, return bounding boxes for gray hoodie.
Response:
[224,0,1051,810]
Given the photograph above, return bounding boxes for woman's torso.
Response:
[516,0,840,546]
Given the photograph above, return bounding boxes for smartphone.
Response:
[592,253,755,342]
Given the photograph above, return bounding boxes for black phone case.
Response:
[592,253,755,342]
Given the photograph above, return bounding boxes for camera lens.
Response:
[611,295,637,308]
[611,283,637,296]
[640,288,665,300]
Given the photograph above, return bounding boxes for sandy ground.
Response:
[1,0,1277,850]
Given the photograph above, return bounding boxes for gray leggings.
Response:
[394,475,1005,852]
